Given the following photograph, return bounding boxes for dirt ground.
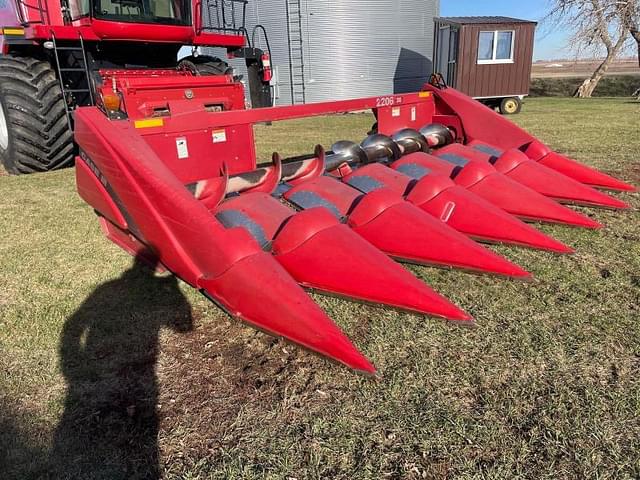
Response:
[532,58,640,78]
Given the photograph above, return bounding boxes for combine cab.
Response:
[72,72,634,373]
[0,0,272,173]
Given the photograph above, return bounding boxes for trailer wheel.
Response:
[499,97,522,115]
[178,55,233,76]
[0,55,74,174]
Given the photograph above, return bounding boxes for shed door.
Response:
[436,26,458,86]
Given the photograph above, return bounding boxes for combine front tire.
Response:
[178,55,233,76]
[0,55,74,174]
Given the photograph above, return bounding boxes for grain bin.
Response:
[205,0,439,105]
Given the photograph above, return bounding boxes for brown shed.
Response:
[433,16,537,114]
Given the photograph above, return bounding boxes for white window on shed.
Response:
[478,31,494,61]
[477,30,515,64]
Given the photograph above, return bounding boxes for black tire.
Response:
[0,54,74,174]
[177,55,233,76]
[499,97,522,115]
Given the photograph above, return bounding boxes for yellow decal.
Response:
[2,28,25,36]
[418,91,432,98]
[134,118,164,129]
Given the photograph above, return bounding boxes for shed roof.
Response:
[436,16,537,26]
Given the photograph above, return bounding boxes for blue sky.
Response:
[441,0,570,60]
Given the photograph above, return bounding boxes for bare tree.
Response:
[546,0,630,97]
[616,0,640,67]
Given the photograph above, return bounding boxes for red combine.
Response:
[1,1,635,374]
[0,0,272,173]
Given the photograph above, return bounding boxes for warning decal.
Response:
[212,129,227,143]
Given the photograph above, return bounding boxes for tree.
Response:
[546,0,630,97]
[616,0,640,67]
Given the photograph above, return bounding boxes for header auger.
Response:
[71,70,634,373]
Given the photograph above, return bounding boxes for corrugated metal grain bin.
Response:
[433,16,536,114]
[205,0,439,105]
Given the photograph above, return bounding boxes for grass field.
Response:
[1,98,639,479]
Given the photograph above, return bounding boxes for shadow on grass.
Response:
[0,401,47,479]
[1,248,327,479]
[46,252,194,480]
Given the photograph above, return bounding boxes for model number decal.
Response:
[375,96,402,107]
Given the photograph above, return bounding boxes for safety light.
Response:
[102,93,121,112]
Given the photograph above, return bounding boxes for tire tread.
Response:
[0,54,74,174]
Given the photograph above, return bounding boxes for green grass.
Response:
[1,97,639,479]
